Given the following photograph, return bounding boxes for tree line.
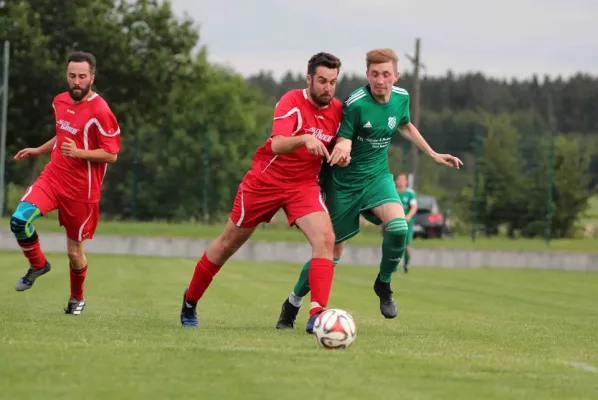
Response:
[2,0,596,238]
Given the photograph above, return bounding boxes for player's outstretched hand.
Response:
[14,147,41,161]
[329,139,351,166]
[432,153,463,169]
[61,137,81,158]
[303,135,330,161]
[337,155,351,168]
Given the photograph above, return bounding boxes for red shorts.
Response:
[229,181,328,228]
[21,177,100,242]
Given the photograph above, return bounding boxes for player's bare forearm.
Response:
[398,123,436,157]
[400,124,464,169]
[406,208,417,221]
[76,149,118,163]
[38,137,57,154]
[270,135,306,155]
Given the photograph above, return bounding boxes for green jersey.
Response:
[398,188,417,216]
[333,85,410,189]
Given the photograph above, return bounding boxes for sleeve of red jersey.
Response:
[51,96,59,118]
[95,106,121,154]
[271,92,302,137]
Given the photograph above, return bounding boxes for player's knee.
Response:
[10,201,41,238]
[10,207,36,242]
[67,247,85,265]
[322,229,335,251]
[311,228,335,252]
[385,218,408,243]
[9,215,26,237]
[309,230,335,258]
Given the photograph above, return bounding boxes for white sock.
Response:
[288,292,302,308]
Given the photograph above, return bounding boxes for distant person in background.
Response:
[395,173,417,273]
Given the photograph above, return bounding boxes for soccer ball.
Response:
[313,309,357,350]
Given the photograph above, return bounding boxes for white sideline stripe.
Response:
[564,362,598,373]
[1,335,596,371]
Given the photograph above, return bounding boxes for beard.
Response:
[68,83,91,101]
[309,83,332,107]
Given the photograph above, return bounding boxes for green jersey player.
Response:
[276,48,462,333]
[395,173,418,273]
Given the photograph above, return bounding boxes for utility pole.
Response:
[545,92,556,245]
[405,38,425,190]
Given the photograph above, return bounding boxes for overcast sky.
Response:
[170,0,597,80]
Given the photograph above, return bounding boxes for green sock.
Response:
[292,257,340,298]
[405,250,411,268]
[379,218,408,283]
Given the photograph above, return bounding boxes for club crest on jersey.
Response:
[388,116,397,129]
[57,119,79,135]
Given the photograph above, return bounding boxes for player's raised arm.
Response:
[398,122,463,169]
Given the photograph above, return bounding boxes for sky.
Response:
[170,0,597,81]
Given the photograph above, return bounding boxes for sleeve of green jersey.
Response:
[399,95,411,126]
[337,102,360,140]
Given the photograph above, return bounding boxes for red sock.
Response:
[308,258,334,316]
[17,236,47,268]
[185,253,223,304]
[70,265,88,301]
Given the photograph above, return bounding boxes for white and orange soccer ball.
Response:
[312,309,357,350]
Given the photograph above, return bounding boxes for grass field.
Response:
[2,216,597,253]
[1,252,597,399]
[580,196,598,225]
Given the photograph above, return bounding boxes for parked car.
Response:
[413,195,451,239]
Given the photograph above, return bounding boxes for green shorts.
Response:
[323,173,403,244]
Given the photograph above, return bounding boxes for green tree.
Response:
[478,113,527,236]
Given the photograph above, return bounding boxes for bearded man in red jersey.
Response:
[10,51,120,315]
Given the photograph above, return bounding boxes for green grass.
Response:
[1,252,597,399]
[3,216,598,253]
[580,195,598,225]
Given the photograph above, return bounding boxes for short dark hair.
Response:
[396,172,408,180]
[307,52,341,76]
[67,51,96,74]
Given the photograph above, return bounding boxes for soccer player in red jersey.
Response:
[180,52,345,328]
[10,51,121,315]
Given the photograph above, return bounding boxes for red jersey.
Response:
[245,89,342,188]
[40,92,121,203]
